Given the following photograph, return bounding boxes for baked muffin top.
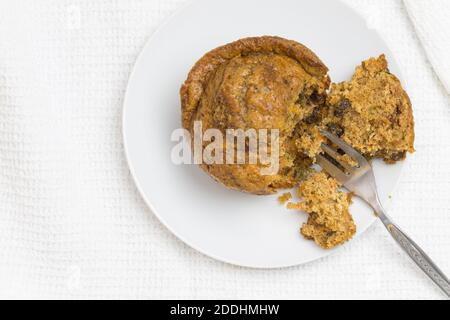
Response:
[180,36,330,194]
[181,36,329,130]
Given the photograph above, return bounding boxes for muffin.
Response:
[181,36,330,194]
[180,37,415,249]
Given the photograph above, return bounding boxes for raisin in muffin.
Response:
[324,54,415,163]
[181,36,330,194]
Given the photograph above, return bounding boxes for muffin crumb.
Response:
[278,192,293,205]
[336,154,358,168]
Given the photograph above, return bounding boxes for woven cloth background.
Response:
[0,0,449,299]
[404,0,450,93]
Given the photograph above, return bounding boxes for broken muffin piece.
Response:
[288,171,356,249]
[325,54,415,163]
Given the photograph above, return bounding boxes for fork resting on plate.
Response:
[317,130,450,298]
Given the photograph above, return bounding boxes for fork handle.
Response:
[383,222,450,297]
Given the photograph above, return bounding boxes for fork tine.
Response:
[316,154,350,184]
[320,130,368,167]
[320,143,356,173]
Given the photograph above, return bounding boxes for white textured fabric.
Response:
[404,0,450,93]
[0,0,449,300]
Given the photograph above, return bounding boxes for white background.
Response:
[0,0,449,299]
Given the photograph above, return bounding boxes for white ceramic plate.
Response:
[123,0,405,268]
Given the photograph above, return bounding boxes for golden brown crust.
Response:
[181,36,329,129]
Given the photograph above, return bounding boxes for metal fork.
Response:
[317,129,450,298]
